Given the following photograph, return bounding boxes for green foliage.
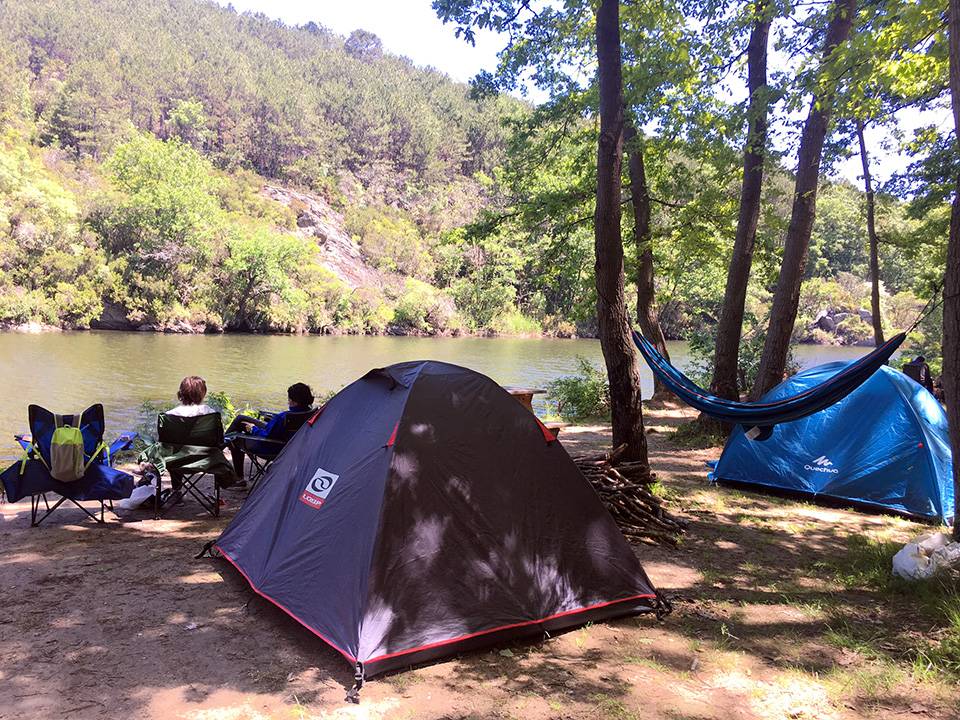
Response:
[206,390,238,426]
[390,278,458,334]
[688,313,798,393]
[440,229,524,329]
[489,310,540,336]
[218,227,312,331]
[0,0,950,353]
[1,0,519,195]
[547,357,611,421]
[345,205,435,279]
[0,132,109,328]
[166,99,211,150]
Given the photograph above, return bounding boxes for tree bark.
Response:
[856,121,884,346]
[751,0,857,399]
[624,122,671,400]
[709,3,771,402]
[595,0,649,464]
[946,0,960,538]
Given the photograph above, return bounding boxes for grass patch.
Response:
[622,653,669,672]
[824,662,904,706]
[812,533,900,591]
[912,592,960,679]
[386,670,423,693]
[591,694,640,720]
[670,419,725,449]
[819,544,960,684]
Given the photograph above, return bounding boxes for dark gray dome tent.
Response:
[214,361,661,687]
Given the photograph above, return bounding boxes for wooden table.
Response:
[502,385,547,412]
[501,386,568,437]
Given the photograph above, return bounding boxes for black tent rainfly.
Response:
[211,361,665,697]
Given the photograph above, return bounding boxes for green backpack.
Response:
[49,412,88,482]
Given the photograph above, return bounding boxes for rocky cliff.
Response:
[262,184,382,290]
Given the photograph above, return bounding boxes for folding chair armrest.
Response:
[108,431,139,457]
[228,434,286,447]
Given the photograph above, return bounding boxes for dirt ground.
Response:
[1,405,957,720]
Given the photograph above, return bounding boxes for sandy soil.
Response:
[0,405,956,720]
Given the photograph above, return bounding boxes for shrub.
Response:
[886,291,924,331]
[836,315,874,345]
[489,309,541,335]
[391,278,456,333]
[687,314,798,392]
[547,357,610,421]
[345,204,435,280]
[0,287,56,325]
[336,287,394,334]
[542,316,577,338]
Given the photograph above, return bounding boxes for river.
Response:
[0,331,871,459]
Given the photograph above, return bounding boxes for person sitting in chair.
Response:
[226,382,315,479]
[136,375,221,492]
[169,375,218,417]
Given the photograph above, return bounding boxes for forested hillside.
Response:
[0,0,521,333]
[0,0,947,355]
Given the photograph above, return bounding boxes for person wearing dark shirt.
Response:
[227,382,315,479]
[903,356,934,393]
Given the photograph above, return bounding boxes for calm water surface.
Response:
[0,331,868,459]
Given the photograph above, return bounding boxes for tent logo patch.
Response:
[300,467,339,509]
[804,455,838,473]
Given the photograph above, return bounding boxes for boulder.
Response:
[815,314,837,333]
[858,308,873,323]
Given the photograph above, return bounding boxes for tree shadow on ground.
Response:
[0,404,955,720]
[0,497,356,719]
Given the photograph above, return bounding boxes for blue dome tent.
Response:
[711,362,954,524]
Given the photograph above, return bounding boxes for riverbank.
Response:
[0,405,955,720]
[0,320,886,346]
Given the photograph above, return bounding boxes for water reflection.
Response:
[0,331,868,458]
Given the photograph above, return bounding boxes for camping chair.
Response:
[902,363,922,384]
[227,409,314,490]
[0,404,138,526]
[141,412,236,519]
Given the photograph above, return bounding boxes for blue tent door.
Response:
[713,363,954,524]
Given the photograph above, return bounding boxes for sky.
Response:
[216,0,950,188]
[219,0,504,83]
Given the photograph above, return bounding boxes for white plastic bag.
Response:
[892,532,960,580]
[116,483,157,511]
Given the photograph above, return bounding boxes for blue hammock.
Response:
[631,330,906,439]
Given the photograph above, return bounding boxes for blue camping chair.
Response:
[1,404,138,526]
[226,409,315,490]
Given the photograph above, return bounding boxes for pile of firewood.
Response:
[574,443,687,546]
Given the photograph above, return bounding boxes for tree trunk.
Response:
[856,121,884,346]
[624,123,671,400]
[595,0,649,464]
[750,0,857,399]
[709,3,771,402]
[946,0,960,539]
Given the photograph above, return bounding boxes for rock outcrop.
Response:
[808,306,875,346]
[263,184,382,289]
[90,300,138,331]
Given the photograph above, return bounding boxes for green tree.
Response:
[751,0,858,398]
[94,133,223,319]
[217,228,312,330]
